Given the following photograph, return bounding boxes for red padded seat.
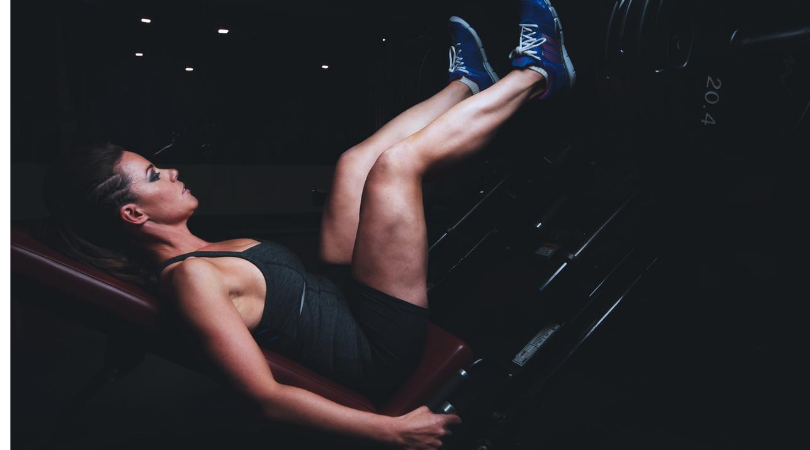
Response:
[10,224,473,416]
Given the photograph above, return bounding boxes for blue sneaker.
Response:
[509,0,576,99]
[448,16,500,95]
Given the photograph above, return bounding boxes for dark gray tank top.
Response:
[157,240,374,390]
[157,240,308,343]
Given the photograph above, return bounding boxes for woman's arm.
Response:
[166,258,459,448]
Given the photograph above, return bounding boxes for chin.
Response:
[186,197,200,216]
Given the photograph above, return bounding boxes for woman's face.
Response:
[117,150,198,225]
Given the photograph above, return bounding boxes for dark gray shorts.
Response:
[256,263,428,401]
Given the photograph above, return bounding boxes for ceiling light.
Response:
[218,29,229,34]
[321,65,329,69]
[141,18,151,23]
[382,38,386,42]
[135,52,144,57]
[185,67,194,72]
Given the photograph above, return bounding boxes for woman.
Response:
[43,1,575,448]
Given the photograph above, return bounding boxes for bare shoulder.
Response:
[161,258,226,299]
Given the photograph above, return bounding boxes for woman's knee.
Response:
[335,146,375,181]
[367,142,422,182]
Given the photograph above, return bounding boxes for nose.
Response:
[170,168,180,182]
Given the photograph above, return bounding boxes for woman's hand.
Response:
[393,406,462,449]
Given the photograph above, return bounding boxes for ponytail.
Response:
[41,144,157,293]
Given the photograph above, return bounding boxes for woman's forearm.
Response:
[261,383,402,446]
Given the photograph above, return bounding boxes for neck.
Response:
[135,220,212,266]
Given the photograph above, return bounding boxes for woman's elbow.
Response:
[254,382,289,421]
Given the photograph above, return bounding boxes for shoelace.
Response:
[509,23,548,61]
[448,44,470,75]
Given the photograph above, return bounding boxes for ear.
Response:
[119,203,149,225]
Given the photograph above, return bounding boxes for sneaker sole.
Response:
[543,0,576,89]
[449,16,501,85]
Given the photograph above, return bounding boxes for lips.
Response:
[181,183,189,195]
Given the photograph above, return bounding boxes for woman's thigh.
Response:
[349,144,430,309]
[319,147,381,265]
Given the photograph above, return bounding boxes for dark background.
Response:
[11,0,805,449]
[12,0,506,165]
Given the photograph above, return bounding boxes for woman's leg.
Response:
[351,69,546,307]
[319,81,472,265]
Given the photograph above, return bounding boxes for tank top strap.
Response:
[157,250,248,274]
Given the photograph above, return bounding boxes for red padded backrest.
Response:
[10,223,473,415]
[10,225,159,328]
